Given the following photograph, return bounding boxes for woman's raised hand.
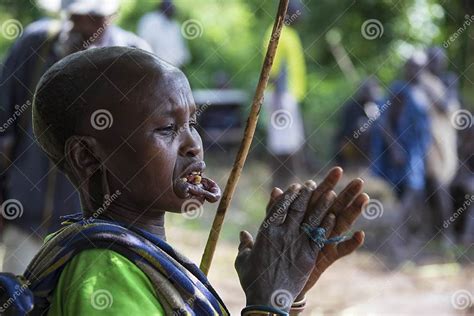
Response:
[234,167,368,313]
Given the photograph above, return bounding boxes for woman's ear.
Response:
[64,135,102,183]
[65,135,109,213]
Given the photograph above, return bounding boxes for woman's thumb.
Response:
[238,230,254,252]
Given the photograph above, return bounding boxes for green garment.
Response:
[265,25,307,101]
[46,248,165,315]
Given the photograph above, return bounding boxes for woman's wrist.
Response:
[246,296,284,311]
[245,288,279,309]
[242,305,289,316]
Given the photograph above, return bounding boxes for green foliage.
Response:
[0,0,42,58]
[0,0,471,163]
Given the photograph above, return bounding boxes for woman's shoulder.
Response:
[62,248,146,280]
[47,248,164,315]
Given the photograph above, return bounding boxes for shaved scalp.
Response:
[33,46,183,172]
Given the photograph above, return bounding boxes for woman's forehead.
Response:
[144,79,196,117]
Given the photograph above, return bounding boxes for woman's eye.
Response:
[189,120,197,128]
[155,124,175,133]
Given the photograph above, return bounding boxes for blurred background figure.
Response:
[264,0,306,189]
[450,124,474,245]
[137,0,190,68]
[419,46,460,240]
[0,0,149,274]
[335,76,383,168]
[371,53,432,254]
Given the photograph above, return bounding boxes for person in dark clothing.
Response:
[450,124,474,245]
[335,76,382,167]
[0,0,150,274]
[371,54,432,259]
[419,46,460,240]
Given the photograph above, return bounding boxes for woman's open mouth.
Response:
[181,171,203,185]
[173,161,221,203]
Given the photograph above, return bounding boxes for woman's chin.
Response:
[160,194,207,214]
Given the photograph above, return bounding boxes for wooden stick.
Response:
[200,0,289,276]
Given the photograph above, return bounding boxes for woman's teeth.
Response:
[181,171,202,185]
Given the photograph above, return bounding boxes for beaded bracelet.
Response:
[290,295,307,314]
[241,305,289,316]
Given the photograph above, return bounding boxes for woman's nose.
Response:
[178,129,201,158]
[182,143,201,157]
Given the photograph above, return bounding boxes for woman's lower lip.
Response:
[173,176,221,202]
[174,178,191,199]
[173,177,204,198]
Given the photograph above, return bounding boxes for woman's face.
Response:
[89,68,220,214]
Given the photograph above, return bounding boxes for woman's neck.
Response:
[86,200,167,240]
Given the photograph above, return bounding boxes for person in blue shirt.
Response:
[371,53,432,251]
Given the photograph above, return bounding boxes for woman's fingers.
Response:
[316,167,343,194]
[265,187,284,216]
[235,230,255,272]
[304,213,336,253]
[307,167,343,210]
[263,167,343,228]
[326,178,364,217]
[263,183,301,226]
[335,231,365,257]
[238,230,255,252]
[284,180,316,226]
[331,193,369,237]
[320,213,336,238]
[303,190,336,227]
